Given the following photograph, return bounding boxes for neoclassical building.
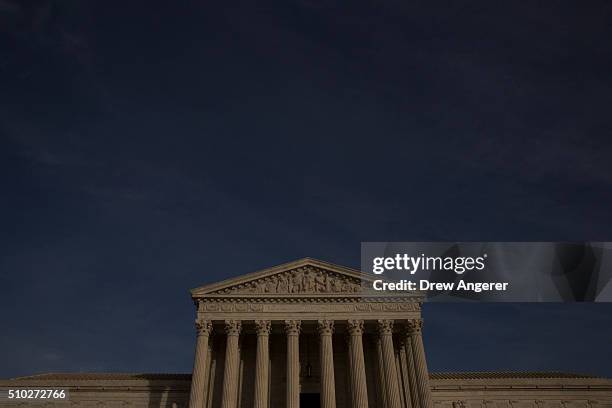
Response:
[2,259,612,408]
[187,258,430,408]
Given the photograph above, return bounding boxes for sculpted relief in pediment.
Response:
[212,266,363,295]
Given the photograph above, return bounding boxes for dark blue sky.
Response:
[1,0,612,378]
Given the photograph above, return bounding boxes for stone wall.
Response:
[1,373,611,408]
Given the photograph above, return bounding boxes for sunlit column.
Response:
[318,320,336,408]
[189,319,213,408]
[377,320,402,408]
[285,320,301,408]
[254,320,271,408]
[399,341,414,408]
[221,320,242,408]
[375,336,389,408]
[407,319,433,408]
[347,319,369,408]
[404,334,420,408]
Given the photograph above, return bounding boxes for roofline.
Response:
[6,371,609,382]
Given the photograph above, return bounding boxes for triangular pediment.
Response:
[191,258,378,298]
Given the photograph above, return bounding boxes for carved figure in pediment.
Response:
[314,271,326,292]
[254,280,265,293]
[265,278,275,293]
[304,270,315,292]
[210,266,368,295]
[324,273,332,292]
[332,277,342,292]
[291,270,303,293]
[284,275,291,293]
[276,273,289,293]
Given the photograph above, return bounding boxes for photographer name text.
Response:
[372,279,509,292]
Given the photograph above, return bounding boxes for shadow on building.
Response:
[133,374,191,408]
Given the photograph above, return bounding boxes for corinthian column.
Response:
[221,320,242,408]
[395,350,406,408]
[346,334,355,407]
[189,319,213,408]
[403,336,420,408]
[318,320,336,408]
[285,320,301,408]
[399,341,415,408]
[347,320,369,408]
[254,320,271,408]
[407,319,433,408]
[375,337,389,408]
[377,320,402,408]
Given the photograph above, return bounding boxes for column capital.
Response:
[317,320,335,336]
[406,318,423,335]
[284,320,301,336]
[347,319,364,336]
[195,318,213,337]
[377,319,394,335]
[255,320,272,336]
[224,319,242,336]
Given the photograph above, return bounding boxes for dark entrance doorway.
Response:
[299,393,320,407]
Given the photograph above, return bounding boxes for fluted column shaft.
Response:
[375,337,389,408]
[395,350,406,408]
[206,353,217,408]
[189,319,213,408]
[203,335,214,407]
[254,320,271,408]
[285,320,301,408]
[399,342,414,408]
[346,335,355,407]
[407,319,433,408]
[404,337,420,408]
[221,320,242,408]
[378,320,402,408]
[318,320,336,408]
[347,320,369,408]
